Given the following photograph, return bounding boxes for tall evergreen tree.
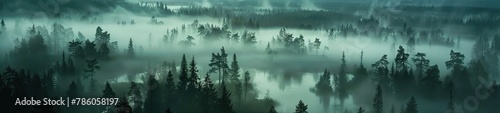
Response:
[67,80,78,97]
[102,81,116,98]
[373,84,383,113]
[128,38,135,58]
[144,75,163,113]
[229,54,243,104]
[208,47,229,83]
[334,51,348,105]
[294,100,308,113]
[372,55,390,91]
[165,70,176,108]
[405,96,418,113]
[218,81,235,113]
[186,56,201,113]
[201,73,218,113]
[128,82,143,113]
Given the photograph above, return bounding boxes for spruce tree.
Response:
[128,38,135,58]
[165,70,176,108]
[405,96,418,113]
[334,51,348,105]
[144,75,162,113]
[102,81,116,98]
[67,80,78,97]
[129,82,144,113]
[218,81,235,113]
[373,84,383,113]
[201,73,218,113]
[294,100,308,113]
[186,56,201,113]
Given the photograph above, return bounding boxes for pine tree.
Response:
[218,81,235,113]
[357,107,365,113]
[268,105,278,113]
[405,96,418,113]
[61,51,68,75]
[128,38,135,58]
[209,47,229,83]
[201,73,218,113]
[313,38,321,54]
[412,52,430,83]
[294,100,308,113]
[373,84,383,113]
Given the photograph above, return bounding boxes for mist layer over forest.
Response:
[0,0,499,113]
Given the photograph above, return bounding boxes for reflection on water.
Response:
[252,69,356,113]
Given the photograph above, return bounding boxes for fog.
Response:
[0,1,499,113]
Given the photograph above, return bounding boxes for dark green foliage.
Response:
[393,46,416,99]
[419,65,443,99]
[102,81,116,98]
[84,39,98,58]
[128,38,135,58]
[68,40,86,59]
[85,59,100,93]
[129,82,144,113]
[268,106,278,113]
[491,34,500,52]
[186,56,201,113]
[98,43,110,60]
[67,80,78,97]
[201,73,218,113]
[373,84,383,113]
[294,100,308,113]
[144,75,163,113]
[229,54,243,104]
[218,81,235,113]
[208,47,229,83]
[165,70,176,108]
[412,52,430,82]
[372,55,391,91]
[334,51,348,105]
[313,38,321,54]
[405,96,418,113]
[177,54,189,93]
[315,69,333,95]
